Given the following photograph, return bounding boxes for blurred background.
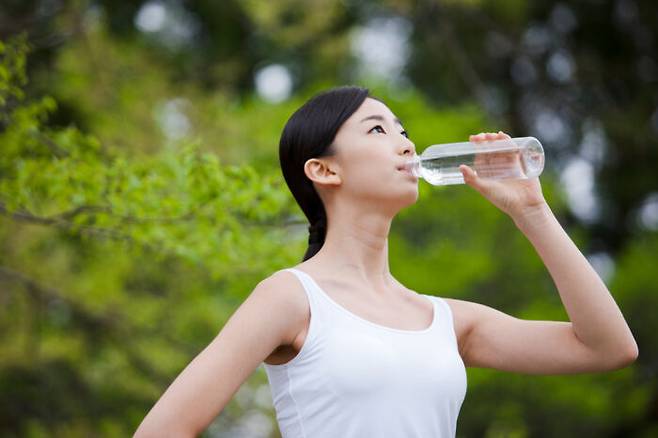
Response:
[1,0,657,436]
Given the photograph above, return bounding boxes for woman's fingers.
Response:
[460,164,492,195]
[470,132,487,142]
[459,164,477,182]
[470,131,511,142]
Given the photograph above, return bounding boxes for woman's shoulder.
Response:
[255,268,311,342]
[260,265,320,313]
[439,297,478,320]
[259,266,306,295]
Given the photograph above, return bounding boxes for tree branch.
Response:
[0,200,306,229]
[0,265,195,385]
[30,130,71,158]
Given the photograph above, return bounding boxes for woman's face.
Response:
[305,97,418,211]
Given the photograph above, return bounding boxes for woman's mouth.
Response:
[397,166,417,179]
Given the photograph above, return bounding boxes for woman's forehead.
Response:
[350,98,400,125]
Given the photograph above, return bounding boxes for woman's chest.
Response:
[318,327,466,402]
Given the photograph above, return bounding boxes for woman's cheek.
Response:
[343,168,380,198]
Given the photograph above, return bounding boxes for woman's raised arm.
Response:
[449,131,638,375]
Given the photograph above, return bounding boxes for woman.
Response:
[134,86,638,437]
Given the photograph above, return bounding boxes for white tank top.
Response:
[263,268,467,438]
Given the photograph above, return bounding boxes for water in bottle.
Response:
[404,136,544,186]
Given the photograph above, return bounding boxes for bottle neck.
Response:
[407,154,421,178]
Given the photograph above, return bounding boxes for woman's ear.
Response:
[304,158,342,187]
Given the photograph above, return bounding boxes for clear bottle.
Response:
[404,136,545,186]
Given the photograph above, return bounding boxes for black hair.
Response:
[279,85,371,262]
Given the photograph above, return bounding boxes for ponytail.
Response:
[304,214,327,261]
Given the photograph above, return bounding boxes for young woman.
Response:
[134,86,638,437]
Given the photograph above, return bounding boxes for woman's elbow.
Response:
[605,341,639,371]
[622,341,639,366]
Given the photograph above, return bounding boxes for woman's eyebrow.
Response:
[359,114,403,126]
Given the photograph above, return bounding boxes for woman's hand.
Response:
[459,131,548,220]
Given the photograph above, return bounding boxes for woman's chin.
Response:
[397,190,419,208]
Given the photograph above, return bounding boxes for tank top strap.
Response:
[281,268,317,300]
[279,267,329,330]
[425,295,460,349]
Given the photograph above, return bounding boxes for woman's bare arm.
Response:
[446,131,639,374]
[446,203,638,375]
[134,271,305,437]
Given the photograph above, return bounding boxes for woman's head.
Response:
[279,85,417,262]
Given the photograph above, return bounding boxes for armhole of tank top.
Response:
[264,269,319,369]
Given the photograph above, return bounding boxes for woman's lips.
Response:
[398,167,417,179]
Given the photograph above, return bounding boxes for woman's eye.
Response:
[401,130,409,138]
[369,125,386,134]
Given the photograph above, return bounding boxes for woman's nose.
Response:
[401,142,416,156]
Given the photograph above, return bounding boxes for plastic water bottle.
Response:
[404,136,545,186]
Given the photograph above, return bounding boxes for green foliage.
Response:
[1,37,302,281]
[0,35,305,436]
